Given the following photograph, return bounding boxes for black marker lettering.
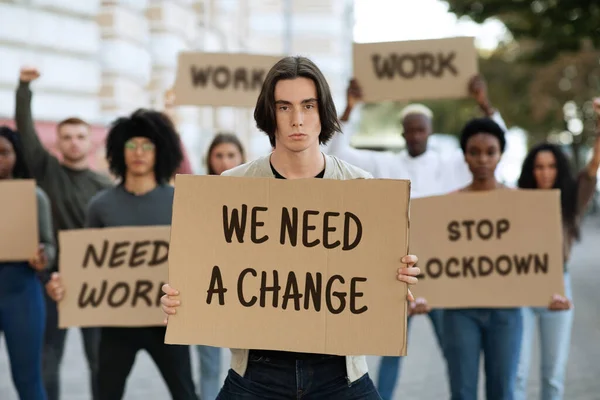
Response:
[206,266,228,305]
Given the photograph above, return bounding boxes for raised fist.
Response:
[20,67,41,83]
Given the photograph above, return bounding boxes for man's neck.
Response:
[407,149,427,158]
[124,173,158,195]
[270,146,325,180]
[61,158,89,171]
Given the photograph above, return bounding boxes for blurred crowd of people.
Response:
[1,57,599,400]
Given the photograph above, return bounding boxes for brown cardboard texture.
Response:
[165,175,410,357]
[58,226,171,328]
[353,36,478,103]
[410,189,564,308]
[0,180,38,261]
[173,52,283,108]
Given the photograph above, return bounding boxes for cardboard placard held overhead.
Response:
[0,180,38,261]
[410,190,564,308]
[173,52,283,108]
[353,37,478,103]
[165,175,411,357]
[58,226,171,328]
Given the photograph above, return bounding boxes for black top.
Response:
[250,162,335,361]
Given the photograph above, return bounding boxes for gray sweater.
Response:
[86,184,174,228]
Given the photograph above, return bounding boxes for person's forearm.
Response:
[339,105,354,123]
[478,99,496,117]
[15,81,50,169]
[36,189,56,269]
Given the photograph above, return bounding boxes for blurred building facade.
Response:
[0,0,354,173]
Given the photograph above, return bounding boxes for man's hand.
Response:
[397,255,420,302]
[468,74,494,116]
[46,272,65,302]
[29,244,48,272]
[20,67,41,83]
[164,88,176,109]
[340,79,363,122]
[593,98,600,118]
[161,284,181,325]
[346,79,363,109]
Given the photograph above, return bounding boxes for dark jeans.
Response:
[377,309,445,399]
[42,291,100,400]
[0,265,46,400]
[217,352,381,399]
[444,308,523,400]
[98,326,197,400]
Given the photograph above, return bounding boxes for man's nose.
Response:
[291,110,304,127]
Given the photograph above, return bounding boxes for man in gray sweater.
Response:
[46,109,197,400]
[15,67,113,400]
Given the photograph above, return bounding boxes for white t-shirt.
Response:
[322,106,508,198]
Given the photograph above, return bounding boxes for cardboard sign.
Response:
[410,190,564,308]
[0,180,38,261]
[58,226,171,328]
[165,175,411,357]
[173,52,283,108]
[353,37,478,103]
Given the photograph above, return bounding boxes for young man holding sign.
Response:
[46,109,197,400]
[161,56,420,399]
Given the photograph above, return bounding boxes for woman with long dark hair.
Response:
[443,117,523,400]
[514,98,600,400]
[0,126,55,399]
[205,133,245,176]
[195,132,246,400]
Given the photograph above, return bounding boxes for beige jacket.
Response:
[221,153,373,383]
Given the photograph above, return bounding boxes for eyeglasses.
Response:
[125,141,155,152]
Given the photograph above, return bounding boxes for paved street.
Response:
[2,217,600,399]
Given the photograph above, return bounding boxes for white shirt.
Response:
[322,106,508,198]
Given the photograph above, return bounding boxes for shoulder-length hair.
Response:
[105,109,183,183]
[0,126,31,179]
[518,143,580,239]
[206,133,246,175]
[254,56,341,147]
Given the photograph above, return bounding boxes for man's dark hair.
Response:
[105,109,183,182]
[57,117,90,132]
[518,143,580,240]
[254,56,341,147]
[0,126,31,179]
[460,117,506,154]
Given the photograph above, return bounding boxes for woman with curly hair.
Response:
[515,98,600,400]
[45,109,198,400]
[0,126,55,399]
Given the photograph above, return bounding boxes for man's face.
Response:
[273,77,321,153]
[57,123,92,163]
[402,114,432,157]
[124,136,156,177]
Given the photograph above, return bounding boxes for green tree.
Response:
[444,0,600,62]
